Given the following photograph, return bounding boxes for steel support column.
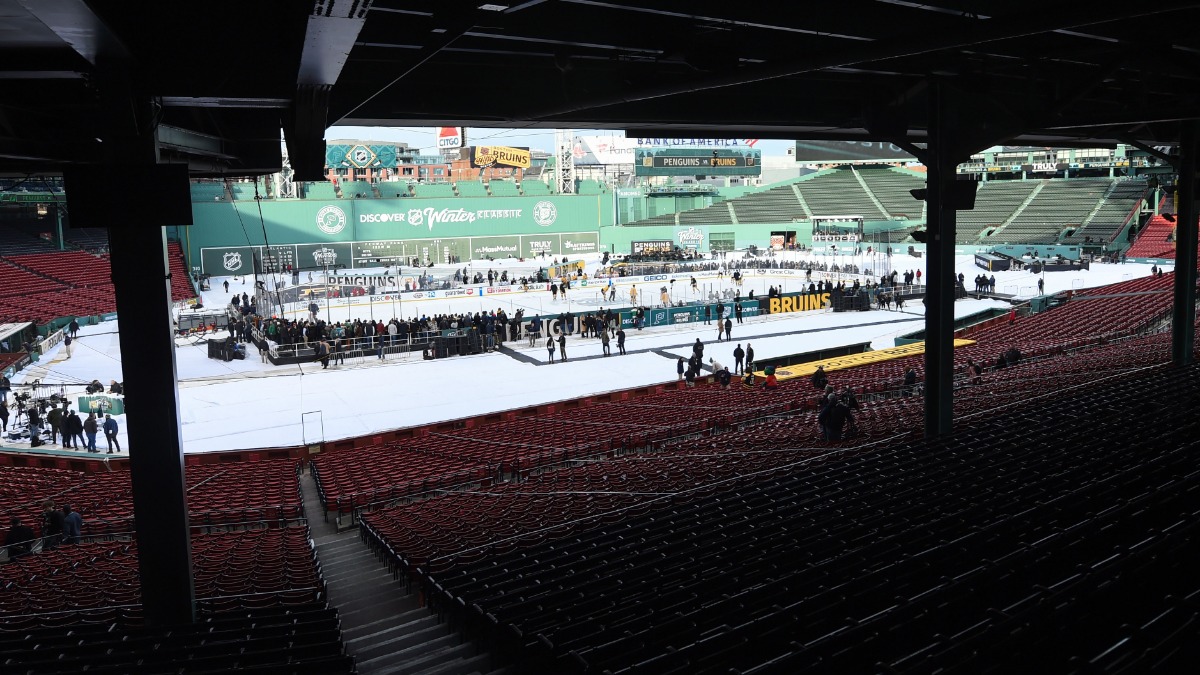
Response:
[98,81,195,625]
[1172,121,1198,366]
[923,83,958,438]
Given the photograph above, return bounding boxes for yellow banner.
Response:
[473,145,532,169]
[759,339,976,382]
[767,293,830,314]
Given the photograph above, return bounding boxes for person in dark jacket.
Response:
[42,500,64,549]
[103,414,120,453]
[724,317,733,342]
[83,413,98,452]
[557,333,567,362]
[746,343,755,372]
[717,368,732,389]
[903,368,917,397]
[812,365,828,391]
[818,395,848,441]
[546,336,556,364]
[616,328,626,355]
[59,407,73,449]
[67,411,85,450]
[46,404,62,444]
[315,340,329,369]
[733,344,745,375]
[677,357,685,381]
[5,517,35,559]
[61,506,82,545]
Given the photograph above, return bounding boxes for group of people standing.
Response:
[973,274,998,294]
[32,402,120,453]
[811,366,860,442]
[4,500,83,560]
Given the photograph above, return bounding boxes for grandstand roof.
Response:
[1,1,1199,178]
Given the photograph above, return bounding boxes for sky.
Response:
[327,126,798,157]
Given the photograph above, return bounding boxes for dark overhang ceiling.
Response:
[333,0,1200,152]
[2,0,1199,178]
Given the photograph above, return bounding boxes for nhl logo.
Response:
[223,252,243,272]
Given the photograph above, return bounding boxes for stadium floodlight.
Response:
[478,3,509,10]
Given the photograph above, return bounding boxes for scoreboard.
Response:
[634,148,762,177]
[354,240,412,265]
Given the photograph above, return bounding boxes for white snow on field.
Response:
[7,253,1164,454]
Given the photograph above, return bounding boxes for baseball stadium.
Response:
[0,2,1198,674]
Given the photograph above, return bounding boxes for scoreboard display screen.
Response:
[634,148,762,177]
[353,240,411,264]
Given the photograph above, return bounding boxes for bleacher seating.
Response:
[412,182,456,198]
[189,181,228,202]
[413,359,1200,674]
[6,251,111,288]
[991,178,1111,243]
[0,526,321,619]
[313,382,801,518]
[625,213,679,227]
[1063,177,1147,243]
[856,167,926,218]
[229,181,264,201]
[488,179,521,196]
[520,181,552,196]
[795,167,886,218]
[727,184,804,223]
[0,459,303,540]
[0,260,65,299]
[0,226,56,256]
[577,179,607,195]
[957,180,1041,242]
[301,182,338,200]
[62,227,109,252]
[677,207,726,225]
[1126,214,1192,259]
[167,241,196,301]
[370,182,410,198]
[337,180,375,199]
[453,180,489,197]
[0,603,353,674]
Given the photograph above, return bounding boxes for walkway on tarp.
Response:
[759,339,977,382]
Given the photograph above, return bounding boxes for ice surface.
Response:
[9,253,1164,454]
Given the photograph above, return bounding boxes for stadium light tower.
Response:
[555,128,576,194]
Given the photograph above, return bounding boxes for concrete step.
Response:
[359,636,467,675]
[341,607,432,642]
[346,613,440,651]
[352,620,449,664]
[324,564,394,585]
[328,578,414,607]
[406,652,493,675]
[315,536,369,554]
